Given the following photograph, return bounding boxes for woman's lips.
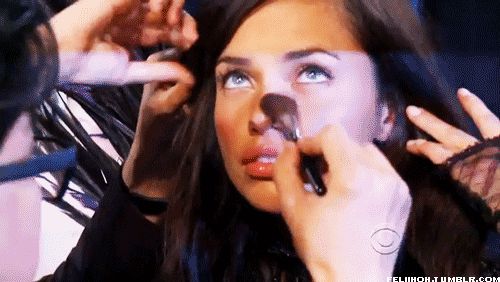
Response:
[242,146,279,179]
[244,157,276,179]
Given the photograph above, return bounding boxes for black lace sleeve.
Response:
[444,136,500,274]
[445,136,500,232]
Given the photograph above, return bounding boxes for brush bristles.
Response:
[260,94,300,141]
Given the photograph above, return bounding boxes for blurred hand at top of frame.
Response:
[274,125,412,281]
[51,0,197,85]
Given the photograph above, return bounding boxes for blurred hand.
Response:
[51,0,198,85]
[406,88,499,212]
[274,125,411,281]
[122,49,193,199]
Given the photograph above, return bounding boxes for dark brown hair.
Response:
[0,0,58,144]
[161,0,487,279]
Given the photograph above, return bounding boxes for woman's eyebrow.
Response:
[283,48,340,61]
[216,56,251,67]
[215,48,339,67]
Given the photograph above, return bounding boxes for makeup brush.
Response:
[260,94,327,196]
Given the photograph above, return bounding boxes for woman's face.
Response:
[214,0,387,212]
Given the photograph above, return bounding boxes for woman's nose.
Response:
[249,92,296,136]
[249,104,272,135]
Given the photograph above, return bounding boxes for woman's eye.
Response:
[297,66,332,84]
[223,71,252,89]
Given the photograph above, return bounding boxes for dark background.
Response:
[423,0,499,117]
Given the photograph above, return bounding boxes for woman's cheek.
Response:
[214,100,241,161]
[215,114,233,147]
[214,93,251,143]
[298,82,379,143]
[298,94,345,138]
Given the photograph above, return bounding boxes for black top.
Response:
[40,164,500,281]
[40,175,164,282]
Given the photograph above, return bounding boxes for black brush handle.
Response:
[301,155,327,196]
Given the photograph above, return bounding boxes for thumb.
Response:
[297,124,356,188]
[274,142,308,212]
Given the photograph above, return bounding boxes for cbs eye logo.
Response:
[370,228,401,255]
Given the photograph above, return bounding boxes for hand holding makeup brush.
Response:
[274,124,412,281]
[260,94,327,196]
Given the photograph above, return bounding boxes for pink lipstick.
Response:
[242,146,279,179]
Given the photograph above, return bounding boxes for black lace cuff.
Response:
[444,136,500,232]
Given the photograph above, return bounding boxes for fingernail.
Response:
[407,139,425,146]
[458,88,473,97]
[406,106,422,117]
[171,28,181,43]
[154,49,181,61]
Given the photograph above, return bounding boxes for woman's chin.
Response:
[236,180,282,214]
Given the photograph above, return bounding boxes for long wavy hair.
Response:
[160,0,487,279]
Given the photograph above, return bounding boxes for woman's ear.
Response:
[376,104,395,142]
